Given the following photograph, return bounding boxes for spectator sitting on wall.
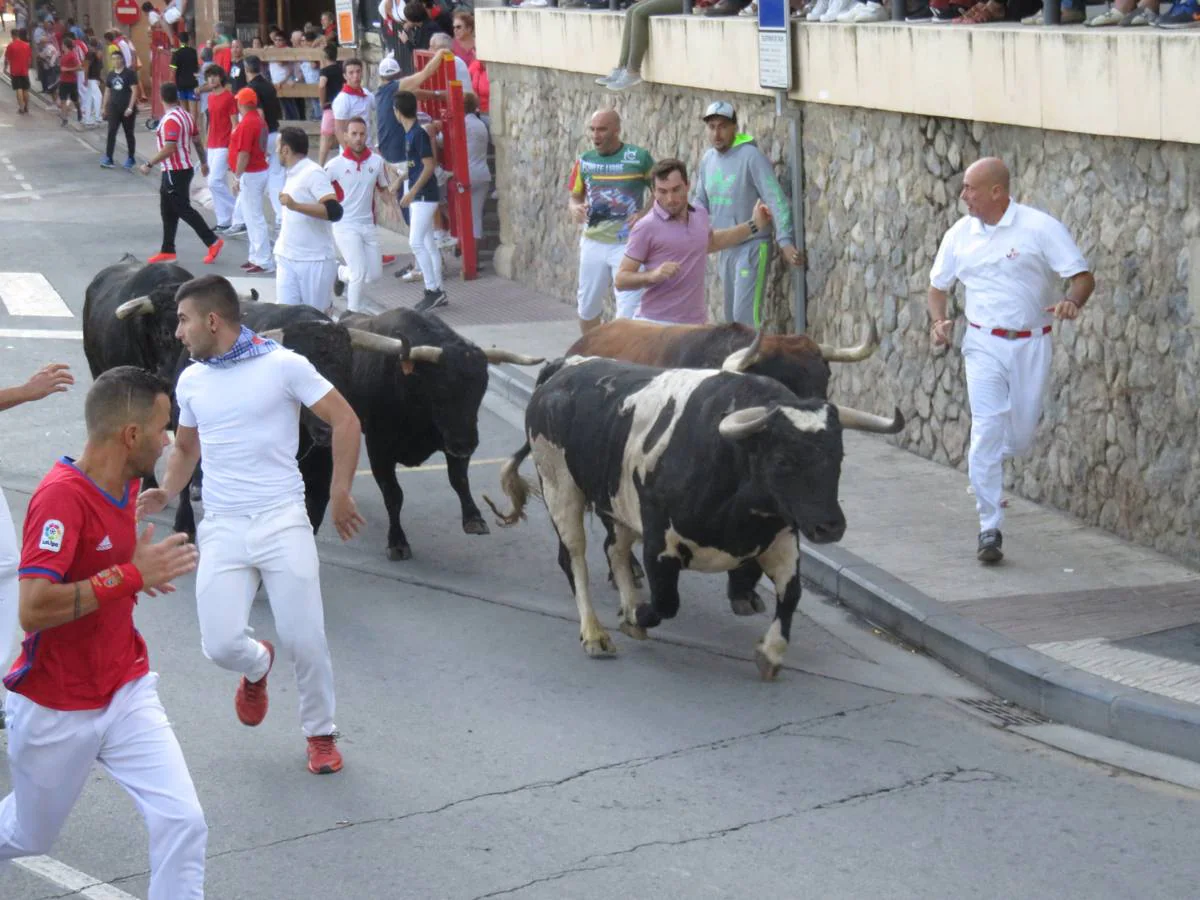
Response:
[427,33,473,96]
[596,0,719,93]
[1152,0,1193,24]
[1019,0,1084,22]
[1084,0,1158,24]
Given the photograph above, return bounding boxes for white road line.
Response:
[0,273,74,317]
[19,182,32,192]
[4,163,15,171]
[0,328,83,340]
[14,855,139,900]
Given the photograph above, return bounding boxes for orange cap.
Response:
[235,87,258,107]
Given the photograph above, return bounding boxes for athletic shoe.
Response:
[977,529,1003,564]
[595,66,624,85]
[807,0,831,17]
[333,277,345,297]
[1157,0,1200,25]
[906,4,933,19]
[203,239,225,265]
[123,158,136,170]
[1124,6,1158,22]
[243,264,273,274]
[223,224,247,236]
[606,70,643,91]
[436,232,458,250]
[1085,6,1124,23]
[381,254,397,267]
[147,252,177,264]
[240,261,255,270]
[427,289,449,310]
[415,288,447,312]
[306,734,343,774]
[235,639,274,726]
[399,267,424,283]
[100,156,115,168]
[212,224,231,235]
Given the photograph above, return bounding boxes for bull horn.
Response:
[721,328,767,374]
[718,406,776,440]
[260,329,284,342]
[347,328,411,358]
[819,320,879,363]
[409,345,444,364]
[835,404,905,434]
[483,347,545,366]
[115,295,154,319]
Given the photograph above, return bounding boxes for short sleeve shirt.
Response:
[105,68,136,111]
[58,46,82,83]
[228,109,269,172]
[171,45,199,90]
[206,89,238,149]
[624,202,712,325]
[320,62,344,110]
[4,39,32,77]
[274,157,338,261]
[399,122,439,203]
[6,460,149,711]
[568,143,654,244]
[325,149,389,226]
[331,88,372,122]
[930,201,1089,331]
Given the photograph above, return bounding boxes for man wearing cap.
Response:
[693,101,803,327]
[229,85,273,273]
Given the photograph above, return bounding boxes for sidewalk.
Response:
[464,281,1200,765]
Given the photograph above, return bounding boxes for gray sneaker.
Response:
[606,70,643,92]
[224,223,247,237]
[1124,6,1157,23]
[595,67,623,86]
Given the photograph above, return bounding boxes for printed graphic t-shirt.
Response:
[567,143,654,244]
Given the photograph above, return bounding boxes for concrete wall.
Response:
[479,13,1200,568]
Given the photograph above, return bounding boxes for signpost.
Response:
[336,0,358,46]
[757,0,792,92]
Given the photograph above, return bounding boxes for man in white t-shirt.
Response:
[274,126,342,310]
[139,274,365,775]
[325,117,389,313]
[929,157,1094,565]
[330,58,371,150]
[427,33,474,98]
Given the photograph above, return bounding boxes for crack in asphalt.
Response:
[470,766,1008,898]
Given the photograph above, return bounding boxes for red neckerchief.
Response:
[342,146,372,171]
[341,85,367,97]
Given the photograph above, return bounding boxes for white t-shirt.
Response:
[331,89,372,123]
[451,55,474,96]
[269,60,293,85]
[929,201,1088,331]
[275,157,338,261]
[325,149,389,226]
[464,113,490,186]
[176,349,333,515]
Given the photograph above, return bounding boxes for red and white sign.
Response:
[113,0,141,24]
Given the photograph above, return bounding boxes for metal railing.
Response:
[498,0,1068,23]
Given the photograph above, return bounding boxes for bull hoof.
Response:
[581,633,617,658]
[730,592,767,616]
[387,545,413,561]
[618,620,648,641]
[754,648,782,682]
[463,517,490,536]
[634,603,662,630]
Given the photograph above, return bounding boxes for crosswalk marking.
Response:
[0,328,83,340]
[0,272,73,318]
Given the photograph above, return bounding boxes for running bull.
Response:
[484,355,903,680]
[339,308,544,561]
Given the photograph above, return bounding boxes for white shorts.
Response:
[577,235,642,322]
[276,256,339,310]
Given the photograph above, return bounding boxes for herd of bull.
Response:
[85,257,902,681]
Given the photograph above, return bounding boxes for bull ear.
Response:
[409,346,444,364]
[115,295,155,319]
[835,404,905,434]
[718,406,776,440]
[244,289,259,302]
[347,328,411,358]
[819,320,878,363]
[483,347,545,366]
[721,328,766,374]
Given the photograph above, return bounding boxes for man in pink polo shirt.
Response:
[616,157,770,325]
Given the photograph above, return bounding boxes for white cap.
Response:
[379,56,401,77]
[702,100,737,122]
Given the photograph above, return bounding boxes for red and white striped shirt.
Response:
[155,107,197,172]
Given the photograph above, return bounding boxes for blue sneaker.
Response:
[100,156,115,168]
[123,157,136,170]
[1158,0,1200,26]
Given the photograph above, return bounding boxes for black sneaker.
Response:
[930,3,964,19]
[906,3,933,18]
[415,290,437,313]
[977,529,1003,564]
[333,278,345,298]
[427,289,448,310]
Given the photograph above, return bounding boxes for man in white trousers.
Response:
[139,275,365,774]
[1,366,205,897]
[274,127,342,309]
[391,89,447,312]
[228,86,273,273]
[929,157,1094,564]
[0,363,76,729]
[202,64,238,234]
[325,116,389,313]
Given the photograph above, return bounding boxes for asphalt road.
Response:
[3,85,1200,900]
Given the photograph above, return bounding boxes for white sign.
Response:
[758,31,791,91]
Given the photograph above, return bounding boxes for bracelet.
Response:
[89,563,144,604]
[747,220,759,236]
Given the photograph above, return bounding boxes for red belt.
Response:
[968,322,1052,340]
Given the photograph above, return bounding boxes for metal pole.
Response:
[891,0,904,19]
[787,97,807,334]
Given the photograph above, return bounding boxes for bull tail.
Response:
[483,441,541,527]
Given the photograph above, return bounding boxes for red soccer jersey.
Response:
[228,109,269,173]
[59,47,82,84]
[7,459,149,711]
[4,39,32,77]
[207,89,237,149]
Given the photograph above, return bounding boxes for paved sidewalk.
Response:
[463,279,1200,764]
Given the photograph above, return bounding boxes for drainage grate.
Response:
[956,698,1048,728]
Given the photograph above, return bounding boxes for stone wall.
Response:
[488,64,1200,569]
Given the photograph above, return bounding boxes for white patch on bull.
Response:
[755,529,800,668]
[778,406,829,434]
[562,355,600,368]
[659,524,759,573]
[758,618,788,668]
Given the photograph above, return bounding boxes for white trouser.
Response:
[237,169,271,268]
[962,327,1052,532]
[407,197,442,292]
[205,147,236,228]
[577,235,642,322]
[333,222,382,313]
[0,488,18,674]
[195,502,335,737]
[469,177,490,245]
[0,674,206,899]
[266,132,284,224]
[81,78,102,123]
[276,256,338,310]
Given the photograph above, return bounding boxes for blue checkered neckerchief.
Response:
[197,326,280,369]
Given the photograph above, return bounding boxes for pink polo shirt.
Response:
[624,201,711,325]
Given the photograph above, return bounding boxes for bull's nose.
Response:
[806,521,846,545]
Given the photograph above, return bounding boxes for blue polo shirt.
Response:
[375,81,404,163]
[399,121,439,204]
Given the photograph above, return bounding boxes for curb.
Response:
[491,371,1200,765]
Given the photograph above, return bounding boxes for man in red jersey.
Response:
[56,34,82,126]
[2,27,32,114]
[0,366,205,898]
[228,85,273,273]
[202,64,238,234]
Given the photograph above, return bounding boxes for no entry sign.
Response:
[114,0,141,25]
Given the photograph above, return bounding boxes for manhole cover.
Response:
[956,698,1048,728]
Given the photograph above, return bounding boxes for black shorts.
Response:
[58,81,79,103]
[11,74,30,91]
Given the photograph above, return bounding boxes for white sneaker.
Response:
[606,70,643,91]
[523,0,549,7]
[595,67,623,85]
[852,0,889,19]
[807,0,831,18]
[836,0,865,20]
[821,0,857,21]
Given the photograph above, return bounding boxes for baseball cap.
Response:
[235,86,258,106]
[702,101,737,122]
[379,57,401,77]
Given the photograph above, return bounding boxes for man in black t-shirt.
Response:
[171,31,199,119]
[317,42,343,165]
[101,49,136,169]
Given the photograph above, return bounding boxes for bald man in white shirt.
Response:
[928,157,1095,564]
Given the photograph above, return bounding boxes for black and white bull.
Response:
[485,356,903,680]
[339,308,543,560]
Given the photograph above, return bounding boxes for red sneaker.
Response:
[147,252,177,264]
[381,254,397,267]
[203,238,224,264]
[306,734,343,774]
[240,261,254,270]
[235,640,274,726]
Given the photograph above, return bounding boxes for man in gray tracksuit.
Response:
[693,101,804,327]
